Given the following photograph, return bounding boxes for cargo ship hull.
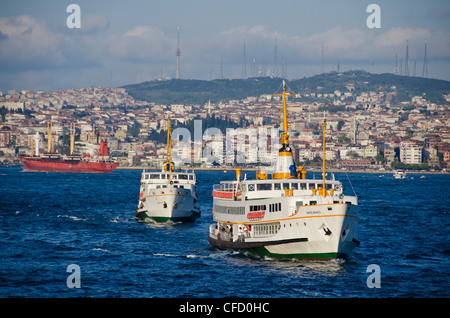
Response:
[20,157,119,173]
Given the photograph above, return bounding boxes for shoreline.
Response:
[116,166,448,174]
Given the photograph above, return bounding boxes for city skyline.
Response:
[0,0,450,92]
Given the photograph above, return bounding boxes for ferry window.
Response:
[248,184,255,191]
[144,174,149,179]
[156,185,161,189]
[189,175,193,180]
[309,183,315,189]
[292,183,298,190]
[326,184,332,190]
[179,174,188,179]
[150,174,160,179]
[296,201,303,208]
[310,201,317,205]
[274,183,281,190]
[172,175,177,179]
[300,183,307,190]
[271,203,280,212]
[269,205,272,212]
[257,183,272,191]
[283,183,290,189]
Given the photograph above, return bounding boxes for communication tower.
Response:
[422,40,428,78]
[404,40,409,76]
[176,26,180,79]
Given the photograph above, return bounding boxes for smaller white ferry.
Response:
[136,115,200,222]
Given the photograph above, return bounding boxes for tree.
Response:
[127,121,141,138]
[0,106,7,122]
[375,153,385,164]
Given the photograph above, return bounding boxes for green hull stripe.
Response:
[137,214,199,223]
[245,246,340,260]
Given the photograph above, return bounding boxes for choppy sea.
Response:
[0,167,449,301]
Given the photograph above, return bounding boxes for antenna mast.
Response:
[242,38,247,79]
[404,40,409,76]
[394,51,398,75]
[321,45,325,74]
[176,26,180,80]
[272,33,278,77]
[422,40,428,78]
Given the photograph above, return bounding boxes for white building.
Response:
[400,141,422,164]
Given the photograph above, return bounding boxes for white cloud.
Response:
[187,25,450,65]
[0,15,449,90]
[105,26,175,63]
[0,15,67,67]
[78,14,110,34]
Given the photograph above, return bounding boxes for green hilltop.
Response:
[122,70,450,105]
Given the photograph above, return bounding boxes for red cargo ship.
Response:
[20,141,119,173]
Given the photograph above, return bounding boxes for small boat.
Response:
[393,170,407,179]
[135,114,200,223]
[420,175,426,179]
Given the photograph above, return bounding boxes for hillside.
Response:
[122,77,282,105]
[122,70,450,105]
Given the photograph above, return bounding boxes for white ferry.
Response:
[207,81,360,260]
[136,115,200,222]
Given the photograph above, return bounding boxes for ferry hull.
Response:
[136,189,200,223]
[208,235,343,260]
[209,203,359,260]
[20,157,118,173]
[208,235,358,260]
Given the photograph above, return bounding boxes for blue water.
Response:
[0,167,449,298]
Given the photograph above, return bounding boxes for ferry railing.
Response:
[212,182,240,200]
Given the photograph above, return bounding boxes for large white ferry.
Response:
[136,115,200,222]
[208,81,360,260]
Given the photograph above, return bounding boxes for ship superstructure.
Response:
[208,81,359,260]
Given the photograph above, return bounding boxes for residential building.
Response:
[400,141,422,164]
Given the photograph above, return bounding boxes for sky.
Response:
[0,0,449,92]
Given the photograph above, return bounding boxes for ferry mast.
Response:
[273,80,296,179]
